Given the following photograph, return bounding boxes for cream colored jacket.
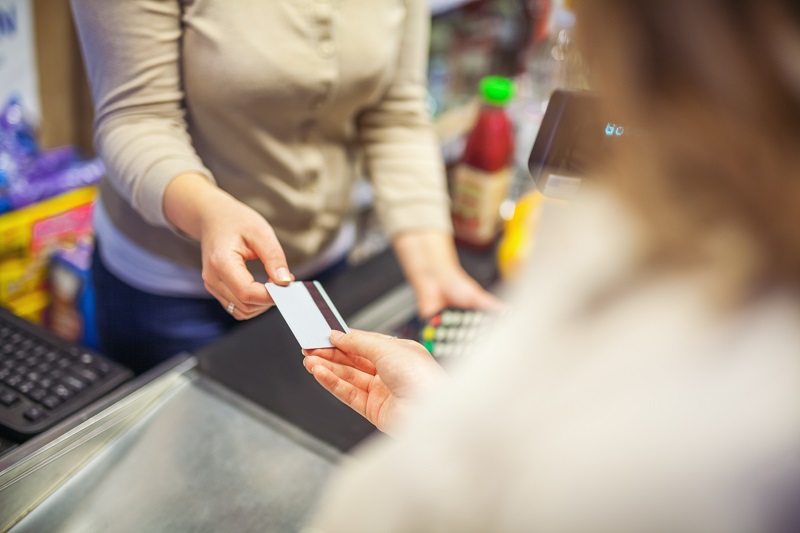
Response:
[312,190,800,533]
[71,0,451,270]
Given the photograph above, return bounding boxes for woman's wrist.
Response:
[392,229,463,291]
[163,172,233,240]
[393,229,459,272]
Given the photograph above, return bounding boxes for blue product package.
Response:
[47,241,98,349]
[8,157,105,210]
[0,96,103,213]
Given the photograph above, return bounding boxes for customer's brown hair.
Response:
[574,0,800,298]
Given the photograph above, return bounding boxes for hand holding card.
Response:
[265,281,349,349]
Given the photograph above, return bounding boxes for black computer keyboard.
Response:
[0,306,132,440]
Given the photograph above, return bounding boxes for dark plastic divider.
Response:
[197,245,498,452]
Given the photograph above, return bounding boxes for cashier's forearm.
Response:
[392,229,461,288]
[163,172,236,240]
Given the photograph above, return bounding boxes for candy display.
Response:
[0,98,104,214]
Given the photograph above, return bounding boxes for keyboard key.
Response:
[38,377,53,389]
[48,369,65,380]
[41,395,62,410]
[94,361,111,376]
[25,356,38,367]
[62,376,86,392]
[23,407,46,422]
[72,368,99,384]
[18,381,35,394]
[79,353,95,365]
[5,375,22,388]
[0,390,19,406]
[26,372,41,382]
[44,351,59,362]
[36,362,51,374]
[56,358,72,369]
[28,388,47,402]
[52,384,73,400]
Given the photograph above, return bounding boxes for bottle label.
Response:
[452,164,513,245]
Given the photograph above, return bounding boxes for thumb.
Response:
[330,329,394,365]
[246,223,294,285]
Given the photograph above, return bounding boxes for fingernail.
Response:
[330,329,345,341]
[301,349,308,357]
[275,267,293,283]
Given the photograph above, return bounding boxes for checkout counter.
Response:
[0,243,498,532]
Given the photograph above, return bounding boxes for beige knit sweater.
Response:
[71,0,451,270]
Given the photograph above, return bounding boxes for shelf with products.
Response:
[428,0,583,157]
[428,0,534,119]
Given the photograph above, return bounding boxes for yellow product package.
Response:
[0,186,96,313]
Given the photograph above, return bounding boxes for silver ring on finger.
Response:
[226,301,236,315]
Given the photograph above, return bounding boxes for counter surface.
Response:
[11,373,339,533]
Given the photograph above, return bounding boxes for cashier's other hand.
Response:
[391,229,502,317]
[199,198,295,320]
[303,329,447,436]
[414,266,502,318]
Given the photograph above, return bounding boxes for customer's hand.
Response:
[303,329,447,435]
[393,229,503,317]
[164,173,294,320]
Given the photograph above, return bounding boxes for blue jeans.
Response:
[92,244,349,375]
[92,246,239,374]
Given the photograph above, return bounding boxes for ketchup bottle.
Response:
[452,76,515,248]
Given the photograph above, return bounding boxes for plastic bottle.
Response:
[452,76,515,248]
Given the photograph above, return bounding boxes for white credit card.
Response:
[265,281,349,349]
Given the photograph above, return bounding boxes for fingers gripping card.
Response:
[265,281,349,349]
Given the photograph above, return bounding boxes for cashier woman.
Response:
[70,0,499,373]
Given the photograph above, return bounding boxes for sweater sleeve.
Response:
[71,0,214,229]
[356,0,453,237]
